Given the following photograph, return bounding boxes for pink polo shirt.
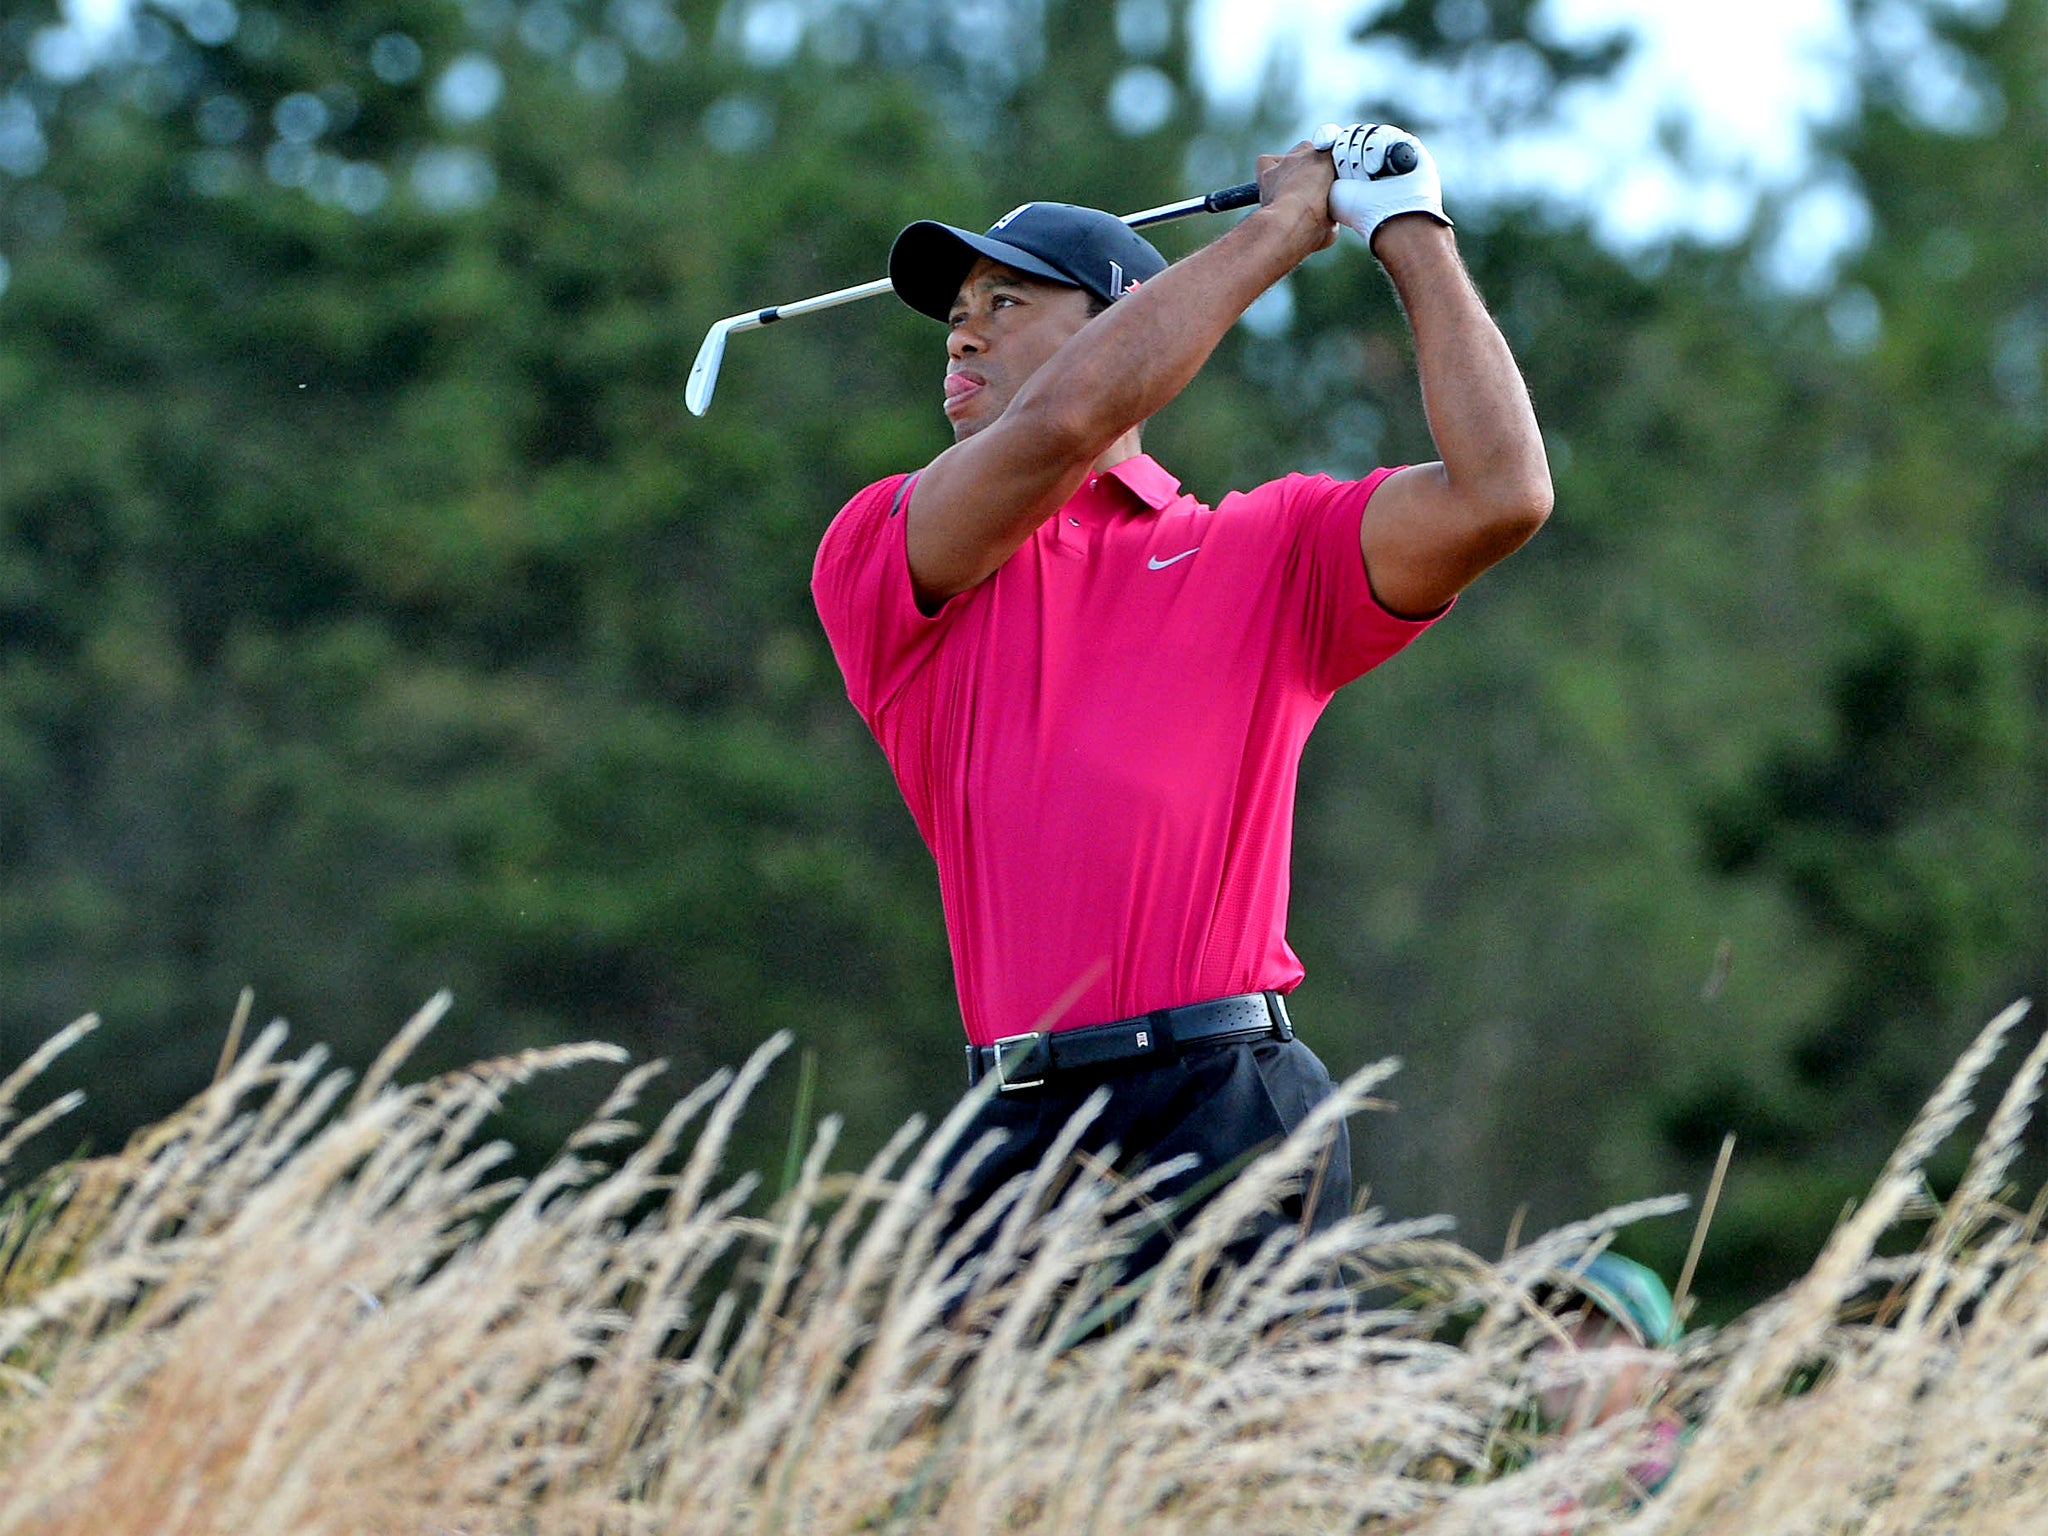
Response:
[812,454,1442,1047]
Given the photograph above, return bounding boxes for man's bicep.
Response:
[1285,468,1445,694]
[1359,460,1543,618]
[905,424,1091,608]
[1354,463,1474,619]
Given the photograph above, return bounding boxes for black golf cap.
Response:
[888,202,1168,323]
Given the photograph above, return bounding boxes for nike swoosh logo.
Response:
[1148,548,1199,570]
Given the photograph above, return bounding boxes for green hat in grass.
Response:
[1552,1252,1681,1349]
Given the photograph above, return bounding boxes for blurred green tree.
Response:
[0,0,995,1166]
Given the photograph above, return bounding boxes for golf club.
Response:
[684,179,1262,417]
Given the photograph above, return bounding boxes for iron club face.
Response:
[685,319,733,417]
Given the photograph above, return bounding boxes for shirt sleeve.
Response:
[812,473,953,719]
[1280,467,1451,696]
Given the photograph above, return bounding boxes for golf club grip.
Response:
[1202,181,1260,214]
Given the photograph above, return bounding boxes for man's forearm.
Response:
[1375,218,1551,523]
[1008,200,1328,460]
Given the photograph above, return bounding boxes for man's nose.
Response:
[947,317,986,358]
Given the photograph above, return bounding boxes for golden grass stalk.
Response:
[0,999,2041,1534]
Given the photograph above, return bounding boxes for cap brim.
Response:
[1572,1276,1650,1346]
[888,221,1078,322]
[1549,1254,1680,1349]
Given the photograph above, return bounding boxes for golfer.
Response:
[812,126,1551,1264]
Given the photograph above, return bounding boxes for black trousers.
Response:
[936,1034,1351,1287]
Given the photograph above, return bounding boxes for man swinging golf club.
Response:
[812,125,1552,1270]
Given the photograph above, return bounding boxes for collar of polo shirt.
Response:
[1095,455,1182,513]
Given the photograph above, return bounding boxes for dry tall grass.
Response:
[0,994,2042,1534]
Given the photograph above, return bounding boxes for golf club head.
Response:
[685,320,731,416]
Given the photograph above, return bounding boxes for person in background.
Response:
[1532,1250,1687,1515]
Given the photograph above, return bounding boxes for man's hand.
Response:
[1321,123,1452,253]
[1254,140,1338,257]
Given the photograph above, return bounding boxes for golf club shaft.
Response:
[687,179,1262,415]
[720,277,895,339]
[1122,180,1260,228]
[739,182,1259,333]
[718,183,1258,339]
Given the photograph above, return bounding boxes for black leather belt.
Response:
[965,991,1294,1093]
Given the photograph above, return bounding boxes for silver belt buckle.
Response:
[991,1031,1048,1092]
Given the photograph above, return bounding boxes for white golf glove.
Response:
[1314,122,1451,247]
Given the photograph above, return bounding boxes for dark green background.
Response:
[2,0,2042,1315]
